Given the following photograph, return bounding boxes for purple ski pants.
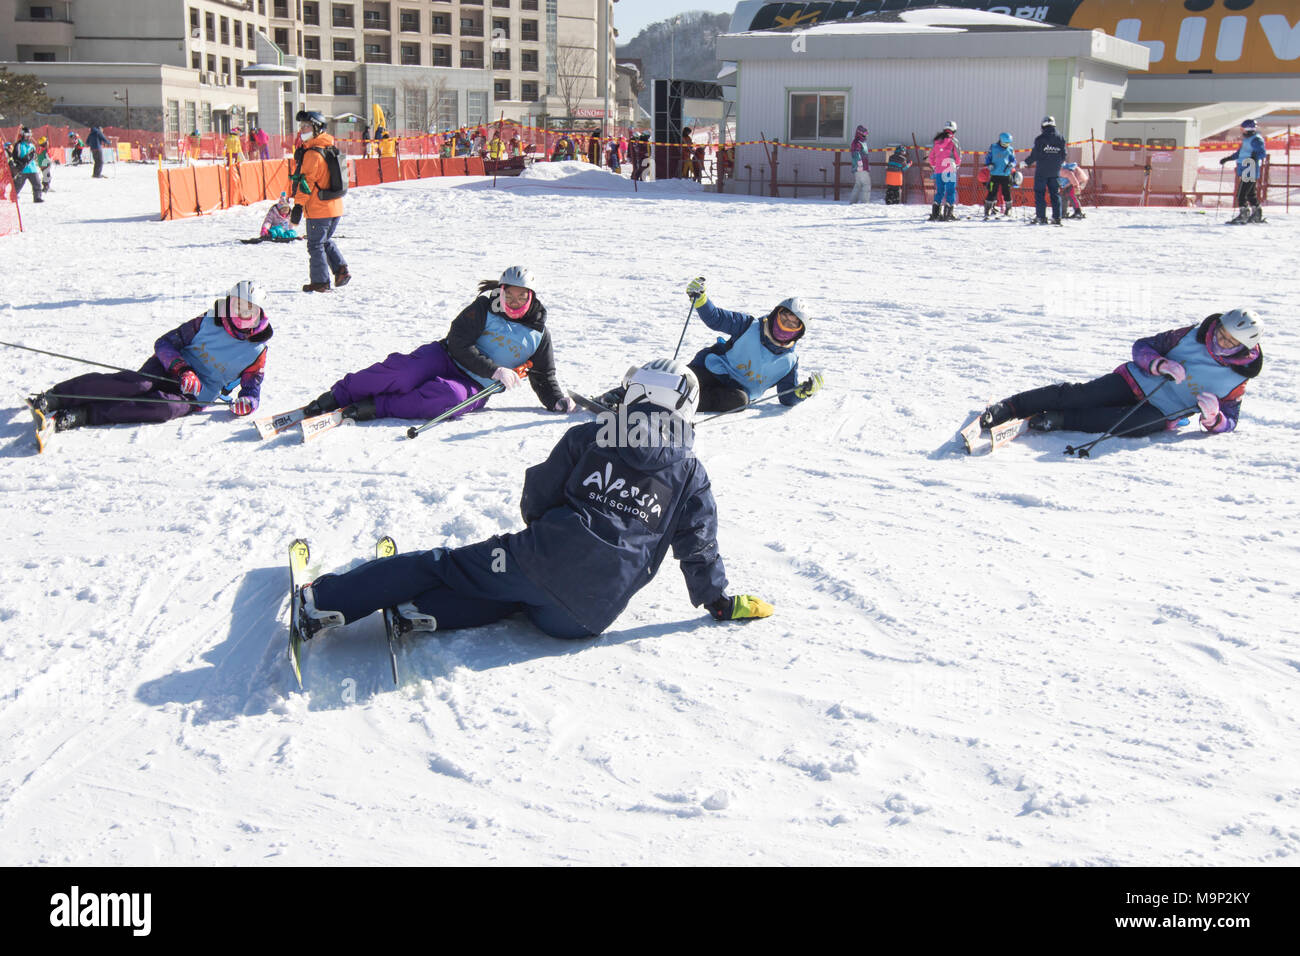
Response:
[330,341,488,420]
[50,361,198,426]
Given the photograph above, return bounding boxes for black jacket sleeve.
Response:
[442,299,495,380]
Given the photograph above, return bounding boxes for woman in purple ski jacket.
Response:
[977,310,1264,438]
[302,266,575,423]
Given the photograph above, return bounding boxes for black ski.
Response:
[376,536,400,684]
[568,390,615,416]
[287,538,310,688]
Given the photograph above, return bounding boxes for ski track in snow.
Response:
[0,162,1296,865]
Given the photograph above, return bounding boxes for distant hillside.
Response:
[616,11,733,113]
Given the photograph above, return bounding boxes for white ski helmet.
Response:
[499,265,534,291]
[1042,115,1056,127]
[1217,309,1262,348]
[621,358,700,421]
[944,120,957,132]
[225,279,266,313]
[775,296,808,325]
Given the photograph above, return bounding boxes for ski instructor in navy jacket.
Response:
[299,359,775,644]
[1023,115,1067,224]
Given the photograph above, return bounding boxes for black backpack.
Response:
[310,145,348,200]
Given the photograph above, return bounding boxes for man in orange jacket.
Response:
[291,110,351,293]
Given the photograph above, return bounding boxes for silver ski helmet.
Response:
[622,358,700,421]
[497,265,535,319]
[499,265,534,291]
[224,279,266,330]
[1217,309,1262,349]
[1042,115,1056,127]
[944,120,957,132]
[764,296,808,347]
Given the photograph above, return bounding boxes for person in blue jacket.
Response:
[1220,118,1268,224]
[293,358,775,645]
[86,125,109,178]
[977,310,1263,439]
[1022,116,1067,225]
[982,132,1017,218]
[9,127,44,203]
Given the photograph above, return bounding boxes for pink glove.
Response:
[553,396,577,413]
[230,396,257,416]
[178,370,201,396]
[491,366,522,390]
[1150,357,1186,383]
[1197,392,1222,429]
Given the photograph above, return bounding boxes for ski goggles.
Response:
[771,308,804,340]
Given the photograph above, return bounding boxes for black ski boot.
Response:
[942,203,956,221]
[1050,216,1063,226]
[983,201,994,220]
[25,392,52,415]
[1028,411,1065,432]
[304,390,340,417]
[596,385,627,410]
[928,203,941,221]
[1068,209,1086,219]
[296,584,344,641]
[979,401,1016,429]
[1249,205,1266,223]
[53,406,89,431]
[1031,216,1049,225]
[341,397,378,422]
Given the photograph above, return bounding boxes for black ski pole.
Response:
[672,293,700,362]
[1064,377,1172,457]
[1069,405,1199,459]
[2,339,180,387]
[405,360,531,439]
[44,392,230,408]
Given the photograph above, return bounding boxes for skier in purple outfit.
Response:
[26,280,272,448]
[978,310,1264,438]
[301,267,576,423]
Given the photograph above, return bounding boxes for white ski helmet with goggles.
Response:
[223,279,266,329]
[1217,308,1262,349]
[621,359,700,421]
[764,296,808,345]
[496,265,535,319]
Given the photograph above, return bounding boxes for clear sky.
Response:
[614,1,737,44]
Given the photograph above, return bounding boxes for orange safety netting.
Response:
[0,160,23,236]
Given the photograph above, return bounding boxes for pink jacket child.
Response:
[260,193,297,239]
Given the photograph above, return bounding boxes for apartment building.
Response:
[2,0,618,137]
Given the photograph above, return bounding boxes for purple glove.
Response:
[491,366,522,390]
[1150,357,1186,383]
[230,396,257,416]
[1197,392,1223,430]
[178,370,201,396]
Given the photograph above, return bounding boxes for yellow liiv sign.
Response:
[116,142,132,160]
[743,1,1300,75]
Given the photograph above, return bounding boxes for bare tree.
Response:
[554,45,594,120]
[402,76,452,132]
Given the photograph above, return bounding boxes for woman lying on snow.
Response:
[299,266,577,423]
[978,310,1264,439]
[26,280,272,450]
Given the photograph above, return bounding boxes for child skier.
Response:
[1220,118,1268,224]
[982,132,1018,218]
[300,266,576,424]
[927,121,960,221]
[848,125,871,204]
[292,358,774,650]
[35,136,53,193]
[977,310,1263,439]
[884,146,911,204]
[600,279,823,416]
[260,192,298,239]
[1059,162,1089,219]
[26,280,272,450]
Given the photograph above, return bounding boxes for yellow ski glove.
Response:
[708,594,774,621]
[686,276,708,309]
[794,372,823,400]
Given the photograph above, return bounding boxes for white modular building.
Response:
[714,6,1149,195]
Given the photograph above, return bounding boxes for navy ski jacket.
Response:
[504,414,728,633]
[1024,126,1067,180]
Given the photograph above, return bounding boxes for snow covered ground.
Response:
[0,160,1295,866]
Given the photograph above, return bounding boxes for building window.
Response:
[492,17,508,38]
[220,16,230,44]
[184,101,197,134]
[521,20,537,42]
[432,14,450,35]
[493,79,510,101]
[788,90,847,142]
[207,53,216,72]
[333,3,354,28]
[492,49,509,69]
[206,11,215,42]
[400,9,419,31]
[521,81,538,102]
[333,39,355,60]
[493,0,509,7]
[461,18,481,37]
[167,99,181,136]
[247,24,256,47]
[432,44,451,65]
[274,0,290,16]
[372,86,396,122]
[405,87,427,128]
[274,28,290,51]
[334,71,357,95]
[467,90,487,125]
[304,36,320,59]
[436,90,457,130]
[401,42,420,65]
[521,0,537,9]
[305,70,323,94]
[363,8,388,30]
[521,49,537,71]
[304,2,319,25]
[364,42,389,63]
[233,20,243,47]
